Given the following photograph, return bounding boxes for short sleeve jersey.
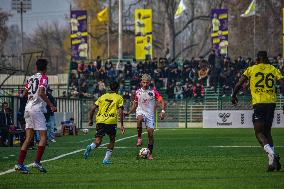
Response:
[95,93,124,124]
[243,63,284,105]
[134,87,162,117]
[25,73,48,106]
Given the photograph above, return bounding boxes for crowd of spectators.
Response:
[67,52,284,104]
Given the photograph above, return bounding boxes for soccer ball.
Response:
[139,148,150,159]
[82,128,89,135]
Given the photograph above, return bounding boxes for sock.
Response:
[90,143,96,150]
[103,149,112,161]
[35,146,45,163]
[264,144,275,156]
[137,127,142,138]
[148,144,153,154]
[17,150,27,164]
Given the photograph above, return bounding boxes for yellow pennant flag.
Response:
[241,0,256,17]
[175,0,187,19]
[97,7,108,22]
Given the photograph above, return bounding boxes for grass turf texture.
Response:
[0,128,284,189]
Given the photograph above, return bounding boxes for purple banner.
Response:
[211,9,228,56]
[70,10,88,60]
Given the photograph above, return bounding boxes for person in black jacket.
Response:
[45,87,57,143]
[0,102,15,146]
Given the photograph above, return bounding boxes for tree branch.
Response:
[175,15,211,37]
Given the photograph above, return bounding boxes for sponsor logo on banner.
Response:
[203,110,284,128]
[277,113,281,125]
[241,113,245,125]
[217,112,232,126]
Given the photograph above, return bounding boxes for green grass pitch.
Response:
[0,128,283,189]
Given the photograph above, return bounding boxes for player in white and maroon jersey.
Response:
[15,59,57,174]
[125,74,166,160]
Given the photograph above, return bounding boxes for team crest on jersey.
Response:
[148,92,153,97]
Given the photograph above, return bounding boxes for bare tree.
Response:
[0,9,11,55]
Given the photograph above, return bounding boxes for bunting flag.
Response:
[97,7,108,22]
[174,0,187,19]
[241,0,255,17]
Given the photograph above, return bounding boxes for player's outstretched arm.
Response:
[88,104,98,126]
[157,97,166,120]
[118,106,125,134]
[231,75,248,105]
[125,101,138,116]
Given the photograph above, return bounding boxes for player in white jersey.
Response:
[125,74,166,160]
[15,59,57,174]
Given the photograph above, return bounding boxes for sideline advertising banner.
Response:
[135,9,152,60]
[70,10,88,60]
[211,9,228,56]
[203,110,284,128]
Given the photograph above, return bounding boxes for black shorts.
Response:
[252,103,276,126]
[96,123,117,138]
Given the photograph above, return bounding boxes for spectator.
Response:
[174,82,183,101]
[61,118,77,136]
[106,67,116,82]
[123,91,131,111]
[116,60,125,74]
[98,80,106,97]
[45,88,57,143]
[131,58,138,73]
[124,61,133,79]
[0,102,16,146]
[198,64,209,86]
[208,49,216,68]
[104,59,113,71]
[183,83,193,99]
[96,56,102,70]
[192,82,205,103]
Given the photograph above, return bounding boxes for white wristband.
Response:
[161,110,165,113]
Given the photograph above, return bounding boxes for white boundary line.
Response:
[209,145,284,148]
[0,132,146,176]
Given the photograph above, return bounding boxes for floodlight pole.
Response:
[11,0,32,71]
[118,0,123,60]
[20,1,24,70]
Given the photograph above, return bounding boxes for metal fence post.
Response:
[185,97,188,128]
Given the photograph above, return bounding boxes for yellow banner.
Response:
[135,9,152,60]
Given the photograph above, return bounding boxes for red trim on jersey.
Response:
[152,87,162,100]
[39,74,48,89]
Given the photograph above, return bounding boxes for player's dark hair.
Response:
[36,59,48,71]
[110,81,119,92]
[257,51,269,64]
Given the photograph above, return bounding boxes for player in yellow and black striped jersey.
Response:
[232,51,284,172]
[83,81,125,164]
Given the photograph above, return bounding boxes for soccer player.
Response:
[84,81,125,164]
[15,59,57,174]
[231,51,284,172]
[125,74,166,160]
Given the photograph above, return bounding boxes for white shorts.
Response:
[136,113,155,129]
[24,110,47,130]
